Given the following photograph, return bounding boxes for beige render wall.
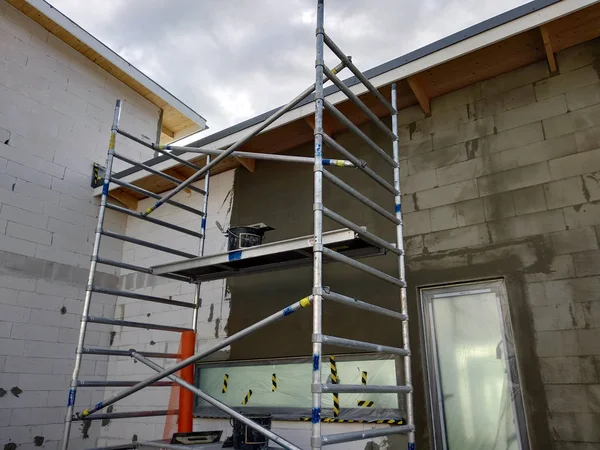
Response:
[399,38,600,449]
[0,1,163,449]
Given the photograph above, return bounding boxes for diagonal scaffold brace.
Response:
[140,61,348,217]
[75,297,312,419]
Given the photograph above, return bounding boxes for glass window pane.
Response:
[424,284,523,450]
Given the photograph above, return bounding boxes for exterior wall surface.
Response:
[0,1,161,449]
[223,39,600,449]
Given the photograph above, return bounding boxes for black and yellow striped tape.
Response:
[361,371,367,385]
[242,389,252,405]
[222,374,228,393]
[357,400,374,408]
[329,356,339,417]
[272,373,277,392]
[300,417,405,425]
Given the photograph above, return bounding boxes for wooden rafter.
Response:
[540,24,557,72]
[161,125,175,139]
[165,168,192,194]
[407,75,431,115]
[235,156,256,172]
[108,190,138,210]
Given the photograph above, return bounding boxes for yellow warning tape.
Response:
[329,356,339,417]
[300,296,311,308]
[108,133,116,150]
[272,373,277,392]
[335,160,344,167]
[242,389,252,405]
[300,417,405,425]
[357,400,374,408]
[222,374,228,393]
[361,371,367,385]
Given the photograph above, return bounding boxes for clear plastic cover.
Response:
[194,353,405,422]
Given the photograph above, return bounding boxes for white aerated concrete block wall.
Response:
[0,1,162,448]
[97,170,235,446]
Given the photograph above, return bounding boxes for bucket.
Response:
[232,414,272,450]
[227,226,266,251]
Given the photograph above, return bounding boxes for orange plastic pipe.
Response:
[178,331,196,433]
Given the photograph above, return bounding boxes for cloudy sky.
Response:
[47,0,530,141]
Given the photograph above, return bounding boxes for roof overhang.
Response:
[97,0,600,206]
[6,0,207,143]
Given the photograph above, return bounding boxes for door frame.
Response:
[419,279,530,450]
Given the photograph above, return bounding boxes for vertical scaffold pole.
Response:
[391,83,415,449]
[60,100,122,450]
[192,155,211,332]
[312,1,325,448]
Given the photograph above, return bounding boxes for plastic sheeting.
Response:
[194,354,404,421]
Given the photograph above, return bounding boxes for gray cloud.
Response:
[48,0,529,139]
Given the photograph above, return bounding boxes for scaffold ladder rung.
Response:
[320,334,410,356]
[86,316,193,333]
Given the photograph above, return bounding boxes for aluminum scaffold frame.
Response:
[60,1,414,448]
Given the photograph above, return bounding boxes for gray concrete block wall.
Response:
[395,39,600,449]
[0,1,164,448]
[223,38,600,450]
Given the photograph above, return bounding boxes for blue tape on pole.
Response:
[228,251,242,261]
[313,354,319,371]
[282,306,294,316]
[316,143,322,156]
[408,443,415,450]
[323,158,331,165]
[95,401,102,409]
[201,217,207,230]
[67,389,76,406]
[312,407,321,424]
[395,203,401,214]
[102,183,109,195]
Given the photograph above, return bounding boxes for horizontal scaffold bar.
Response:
[90,286,196,309]
[321,425,413,446]
[110,177,204,216]
[322,247,405,287]
[322,207,399,254]
[86,316,193,333]
[322,169,399,224]
[320,334,410,356]
[323,33,396,115]
[322,133,397,195]
[323,99,397,167]
[323,65,397,141]
[113,152,206,196]
[322,289,407,320]
[72,409,175,421]
[82,347,180,359]
[105,203,203,238]
[101,230,198,259]
[320,384,411,394]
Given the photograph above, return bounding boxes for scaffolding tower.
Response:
[60,0,414,448]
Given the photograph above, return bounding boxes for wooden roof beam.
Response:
[235,156,255,172]
[304,115,334,137]
[161,125,175,139]
[108,189,138,210]
[165,167,192,195]
[540,24,558,72]
[407,75,431,115]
